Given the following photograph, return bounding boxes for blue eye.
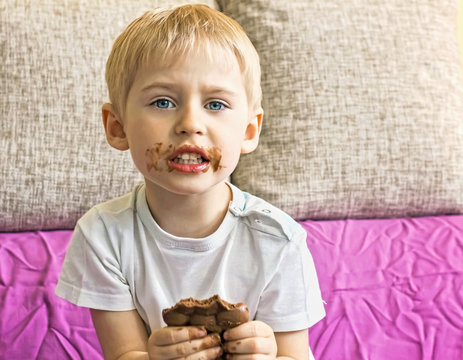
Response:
[206,101,225,111]
[153,99,174,109]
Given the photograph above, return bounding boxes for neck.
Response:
[145,181,232,238]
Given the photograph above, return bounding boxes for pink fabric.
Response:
[303,216,463,360]
[0,231,102,359]
[1,216,462,359]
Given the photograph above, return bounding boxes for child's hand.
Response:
[223,320,277,359]
[147,326,223,359]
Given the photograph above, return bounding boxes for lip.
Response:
[168,145,210,173]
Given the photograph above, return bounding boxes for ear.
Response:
[102,103,129,151]
[241,108,263,154]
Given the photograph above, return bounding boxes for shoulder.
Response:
[229,184,305,242]
[77,183,144,233]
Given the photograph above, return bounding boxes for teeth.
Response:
[174,153,204,164]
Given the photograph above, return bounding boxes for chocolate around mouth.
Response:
[146,143,225,173]
[145,143,173,172]
[205,146,224,172]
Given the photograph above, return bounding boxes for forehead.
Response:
[127,48,248,105]
[152,41,241,73]
[133,45,244,87]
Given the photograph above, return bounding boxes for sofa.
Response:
[1,1,463,359]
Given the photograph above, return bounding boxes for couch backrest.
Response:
[2,0,463,231]
[218,0,463,220]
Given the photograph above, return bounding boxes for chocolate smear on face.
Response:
[145,143,173,172]
[204,146,225,172]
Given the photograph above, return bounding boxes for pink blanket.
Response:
[1,216,462,359]
[305,216,463,359]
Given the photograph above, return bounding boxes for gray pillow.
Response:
[0,0,216,231]
[218,0,463,220]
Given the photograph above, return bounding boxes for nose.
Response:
[174,104,207,136]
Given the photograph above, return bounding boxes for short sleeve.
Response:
[55,209,135,311]
[255,227,326,332]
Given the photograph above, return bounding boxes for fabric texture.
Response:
[218,0,463,220]
[0,0,216,232]
[0,231,103,359]
[55,183,326,334]
[2,215,463,359]
[304,215,463,359]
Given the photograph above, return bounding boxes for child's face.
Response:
[106,49,262,196]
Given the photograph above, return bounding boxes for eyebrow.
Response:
[140,82,239,98]
[140,82,178,93]
[201,86,240,98]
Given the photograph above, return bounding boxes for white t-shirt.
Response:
[56,182,325,335]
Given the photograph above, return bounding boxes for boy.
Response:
[56,4,325,359]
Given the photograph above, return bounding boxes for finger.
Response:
[151,333,221,358]
[225,354,270,360]
[151,346,222,360]
[224,336,275,355]
[224,321,273,341]
[151,326,207,346]
[191,346,223,360]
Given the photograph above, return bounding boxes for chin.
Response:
[147,176,228,197]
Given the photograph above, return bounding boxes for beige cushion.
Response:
[0,0,216,232]
[218,0,463,220]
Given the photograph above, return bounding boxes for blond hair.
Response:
[105,4,262,117]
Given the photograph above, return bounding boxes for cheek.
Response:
[126,122,169,174]
[204,146,225,172]
[144,143,174,173]
[220,142,242,170]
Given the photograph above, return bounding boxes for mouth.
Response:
[172,153,208,165]
[168,145,210,173]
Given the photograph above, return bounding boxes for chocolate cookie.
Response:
[162,294,249,333]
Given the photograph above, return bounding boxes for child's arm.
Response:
[90,309,222,360]
[90,309,148,359]
[274,329,310,359]
[223,320,309,359]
